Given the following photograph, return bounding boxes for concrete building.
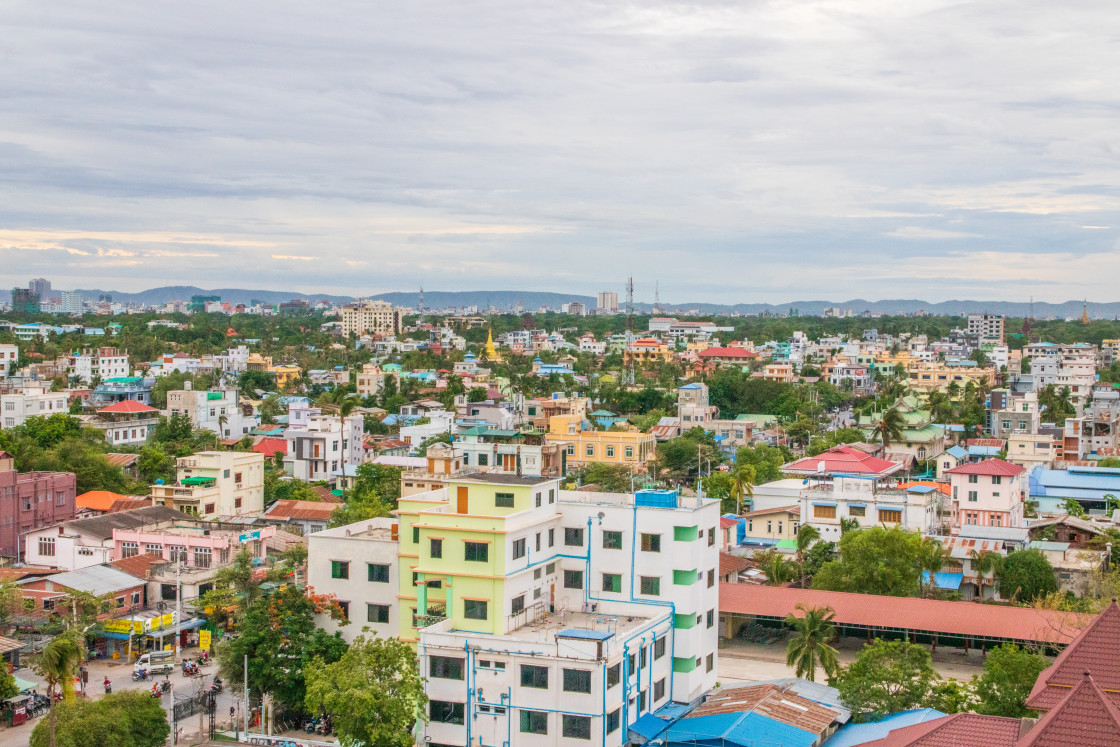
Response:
[546,415,656,471]
[967,313,1005,344]
[284,413,364,482]
[0,344,17,378]
[355,362,400,397]
[67,347,130,384]
[308,517,400,643]
[799,475,942,541]
[339,300,402,337]
[1,385,69,429]
[166,383,258,438]
[456,426,567,478]
[946,459,1027,534]
[677,383,718,428]
[21,506,194,571]
[150,452,265,519]
[90,400,159,446]
[396,476,720,745]
[0,452,76,561]
[597,291,619,314]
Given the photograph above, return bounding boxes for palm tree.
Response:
[839,517,861,535]
[795,525,821,588]
[217,413,229,437]
[757,550,794,586]
[946,381,962,401]
[971,550,1004,601]
[872,407,905,450]
[731,467,755,514]
[785,604,840,682]
[35,629,84,746]
[925,390,954,424]
[917,537,947,597]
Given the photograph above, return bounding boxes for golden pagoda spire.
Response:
[1082,300,1090,324]
[484,327,502,362]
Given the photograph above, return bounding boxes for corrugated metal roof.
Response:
[49,565,143,596]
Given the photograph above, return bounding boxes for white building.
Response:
[339,300,402,337]
[799,475,942,541]
[284,413,364,482]
[166,383,259,438]
[0,344,17,378]
[67,347,130,384]
[399,410,456,452]
[967,313,1005,343]
[596,291,619,314]
[307,518,400,644]
[1,386,69,429]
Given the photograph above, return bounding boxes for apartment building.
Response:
[392,475,720,746]
[67,347,130,384]
[1,386,69,429]
[906,361,993,392]
[90,400,159,446]
[150,452,264,519]
[284,413,364,482]
[967,313,1005,344]
[308,518,400,643]
[340,300,402,337]
[355,362,401,397]
[1005,432,1058,470]
[166,383,258,438]
[456,427,567,478]
[945,459,1027,534]
[597,291,619,313]
[988,389,1040,440]
[0,344,17,378]
[1062,385,1120,459]
[22,505,189,570]
[677,383,718,427]
[623,338,674,368]
[0,452,76,561]
[1031,350,1096,405]
[546,415,656,470]
[799,475,942,541]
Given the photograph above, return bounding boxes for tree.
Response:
[833,639,937,722]
[974,643,1049,718]
[755,549,795,586]
[972,550,1005,602]
[34,629,85,746]
[197,548,261,628]
[927,678,978,714]
[795,525,821,588]
[784,604,840,682]
[997,549,1058,602]
[1062,498,1086,517]
[730,466,755,515]
[0,665,17,700]
[305,633,427,747]
[734,444,793,483]
[917,537,947,597]
[871,407,904,449]
[415,432,453,456]
[30,690,169,747]
[811,526,923,597]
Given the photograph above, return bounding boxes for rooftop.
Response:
[1027,600,1120,710]
[784,445,903,478]
[52,506,194,541]
[453,473,558,486]
[43,564,143,596]
[945,458,1025,477]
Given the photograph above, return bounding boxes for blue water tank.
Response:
[635,489,678,508]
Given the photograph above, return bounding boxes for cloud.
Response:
[272,254,317,261]
[885,227,983,240]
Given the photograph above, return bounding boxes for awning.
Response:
[100,632,133,640]
[812,502,836,507]
[922,571,964,590]
[847,503,866,508]
[143,618,204,637]
[630,713,670,740]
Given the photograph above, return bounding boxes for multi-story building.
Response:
[1005,432,1058,470]
[150,452,264,519]
[308,517,400,644]
[0,344,18,378]
[28,278,52,301]
[945,459,1027,534]
[967,313,1005,344]
[90,400,159,446]
[355,362,400,397]
[10,288,40,314]
[58,291,83,315]
[456,426,567,478]
[284,413,364,482]
[0,452,76,561]
[395,476,720,745]
[546,415,657,471]
[166,383,258,438]
[677,383,718,428]
[596,292,619,314]
[340,300,402,337]
[1,385,69,429]
[1062,385,1120,460]
[857,394,945,465]
[906,361,994,392]
[525,393,589,431]
[88,376,154,408]
[67,347,130,384]
[798,475,942,541]
[22,505,190,570]
[988,389,1040,439]
[623,338,674,369]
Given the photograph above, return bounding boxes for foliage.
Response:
[328,462,397,527]
[198,548,261,628]
[734,444,793,484]
[1038,384,1075,423]
[217,584,348,714]
[801,541,836,579]
[974,643,1049,718]
[811,526,923,597]
[997,549,1058,602]
[1062,498,1086,517]
[570,463,636,493]
[927,678,978,714]
[871,407,905,449]
[795,524,821,588]
[807,428,867,456]
[755,548,795,586]
[917,537,947,597]
[784,604,840,682]
[655,427,722,482]
[30,690,169,747]
[305,633,427,747]
[833,639,937,722]
[415,432,453,456]
[33,629,84,702]
[0,665,17,700]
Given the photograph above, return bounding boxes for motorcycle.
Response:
[210,678,224,694]
[160,680,171,693]
[304,717,320,734]
[103,678,112,695]
[131,669,148,682]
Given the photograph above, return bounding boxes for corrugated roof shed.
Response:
[47,565,144,596]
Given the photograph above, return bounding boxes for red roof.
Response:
[252,438,288,457]
[699,347,757,359]
[719,584,1090,645]
[784,445,902,477]
[1027,600,1120,710]
[967,438,1006,448]
[719,517,739,529]
[945,458,1025,477]
[1021,671,1120,746]
[718,552,750,577]
[98,400,158,414]
[859,713,1022,747]
[265,499,336,521]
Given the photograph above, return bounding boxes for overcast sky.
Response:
[1,0,1118,304]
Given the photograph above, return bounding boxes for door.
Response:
[550,583,555,612]
[457,486,469,514]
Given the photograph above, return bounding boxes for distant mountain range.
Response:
[1,285,1117,318]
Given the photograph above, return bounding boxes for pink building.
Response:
[0,452,76,561]
[111,524,276,568]
[946,458,1027,530]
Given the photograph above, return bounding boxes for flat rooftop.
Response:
[454,473,558,486]
[502,608,654,644]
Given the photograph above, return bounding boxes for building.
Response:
[166,383,258,438]
[284,413,364,482]
[355,362,400,397]
[945,459,1027,534]
[22,506,193,570]
[677,383,718,428]
[597,291,619,314]
[397,477,720,745]
[858,395,946,465]
[308,517,399,643]
[740,505,800,547]
[150,452,264,519]
[261,499,336,536]
[340,300,402,337]
[11,288,40,314]
[90,400,159,446]
[799,476,942,541]
[28,278,52,301]
[456,426,567,478]
[1005,431,1058,470]
[546,415,657,470]
[906,361,993,392]
[0,344,17,378]
[967,313,1005,344]
[88,376,154,408]
[623,338,675,369]
[0,452,76,561]
[1028,464,1120,514]
[67,347,130,384]
[1,385,69,429]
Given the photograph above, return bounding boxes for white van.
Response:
[134,650,175,675]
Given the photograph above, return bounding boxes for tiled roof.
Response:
[98,400,158,414]
[784,445,903,477]
[251,437,288,457]
[857,713,1022,746]
[107,498,151,513]
[719,584,1089,645]
[110,553,166,579]
[1027,600,1120,711]
[1020,672,1120,746]
[264,499,336,521]
[945,458,1025,477]
[76,490,131,512]
[967,438,1007,448]
[719,517,739,528]
[104,453,140,468]
[719,552,751,577]
[311,485,341,503]
[742,504,800,518]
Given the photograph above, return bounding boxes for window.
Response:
[607,664,620,688]
[813,505,837,519]
[331,560,349,579]
[564,527,584,546]
[37,537,55,557]
[640,533,661,552]
[708,527,715,546]
[430,656,464,679]
[536,533,541,552]
[520,710,548,735]
[193,547,212,568]
[586,444,595,457]
[640,576,660,595]
[602,530,622,550]
[367,604,390,624]
[536,492,542,507]
[607,708,621,733]
[849,505,866,517]
[707,609,715,628]
[602,573,622,593]
[564,570,584,589]
[477,453,488,466]
[606,446,615,458]
[368,563,390,582]
[563,669,592,693]
[548,528,555,547]
[549,488,555,504]
[706,653,715,672]
[640,690,648,711]
[546,562,556,575]
[430,701,464,725]
[562,715,591,740]
[145,543,163,555]
[654,638,666,659]
[567,444,575,456]
[412,526,420,543]
[625,446,634,459]
[521,664,549,689]
[512,595,525,615]
[495,492,515,508]
[879,509,902,523]
[969,474,979,484]
[428,538,443,559]
[640,646,648,668]
[707,569,715,588]
[204,503,215,515]
[336,601,349,620]
[463,599,488,620]
[992,476,1002,485]
[654,678,666,701]
[512,538,526,560]
[968,491,978,502]
[464,542,489,562]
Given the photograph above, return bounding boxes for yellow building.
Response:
[544,414,656,469]
[906,362,993,392]
[623,338,674,368]
[270,364,302,387]
[741,505,800,545]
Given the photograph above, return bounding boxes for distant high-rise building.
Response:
[11,288,39,314]
[28,278,51,300]
[339,300,402,337]
[967,313,1005,343]
[59,291,83,315]
[567,301,586,316]
[597,291,619,313]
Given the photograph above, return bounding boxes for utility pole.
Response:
[244,655,249,736]
[175,560,182,661]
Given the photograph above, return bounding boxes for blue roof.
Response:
[630,713,670,739]
[827,709,946,747]
[1031,467,1120,498]
[663,712,817,747]
[968,445,1002,457]
[922,571,963,590]
[946,445,968,460]
[680,383,704,389]
[907,485,937,494]
[555,628,614,641]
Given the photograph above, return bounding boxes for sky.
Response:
[1,0,1119,304]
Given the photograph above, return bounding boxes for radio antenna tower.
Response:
[417,285,425,324]
[626,277,634,332]
[653,281,660,316]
